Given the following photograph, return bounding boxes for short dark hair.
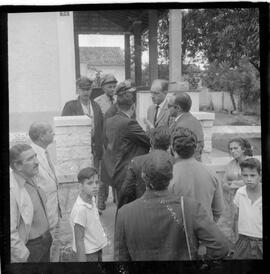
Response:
[10,143,33,169]
[240,158,261,175]
[149,126,171,151]
[172,127,197,159]
[77,167,98,183]
[142,150,173,191]
[174,93,192,112]
[29,122,48,142]
[228,138,253,156]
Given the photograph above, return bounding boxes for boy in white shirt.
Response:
[70,167,107,262]
[233,158,262,259]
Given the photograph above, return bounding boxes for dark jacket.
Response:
[169,112,204,161]
[61,97,104,161]
[104,112,150,191]
[118,153,149,209]
[114,189,229,261]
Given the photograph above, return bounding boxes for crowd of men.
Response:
[10,74,262,262]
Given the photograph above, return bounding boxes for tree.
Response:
[182,8,260,72]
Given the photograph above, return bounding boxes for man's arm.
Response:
[211,176,225,222]
[118,160,137,210]
[126,120,150,149]
[114,209,131,261]
[187,199,229,259]
[10,192,30,262]
[74,223,87,262]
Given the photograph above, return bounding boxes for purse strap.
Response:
[181,196,192,260]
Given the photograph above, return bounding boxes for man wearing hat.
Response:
[61,77,104,173]
[94,74,118,115]
[103,80,150,204]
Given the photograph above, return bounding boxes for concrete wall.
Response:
[8,12,76,132]
[199,90,239,112]
[80,63,125,83]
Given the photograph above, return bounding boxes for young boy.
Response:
[233,158,262,259]
[70,167,107,262]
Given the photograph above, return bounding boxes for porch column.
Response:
[169,9,182,90]
[124,33,131,80]
[73,31,80,80]
[133,21,142,86]
[148,10,158,86]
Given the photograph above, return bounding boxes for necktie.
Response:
[153,105,159,127]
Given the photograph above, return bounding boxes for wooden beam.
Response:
[124,33,131,80]
[148,10,158,86]
[134,21,142,86]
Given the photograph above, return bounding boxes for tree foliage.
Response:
[201,57,260,111]
[154,9,260,71]
[183,8,260,71]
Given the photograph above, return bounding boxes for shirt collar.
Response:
[13,170,28,187]
[77,195,94,209]
[31,142,46,155]
[175,112,184,122]
[156,97,167,109]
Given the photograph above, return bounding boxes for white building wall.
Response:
[8,12,76,132]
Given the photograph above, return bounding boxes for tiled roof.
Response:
[79,47,124,66]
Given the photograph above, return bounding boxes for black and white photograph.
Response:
[1,1,268,273]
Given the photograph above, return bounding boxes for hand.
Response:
[143,118,153,130]
[91,185,99,197]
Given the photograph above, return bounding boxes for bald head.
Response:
[29,122,54,148]
[168,92,192,117]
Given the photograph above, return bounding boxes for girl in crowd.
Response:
[218,138,253,246]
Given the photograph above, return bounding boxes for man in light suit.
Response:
[144,79,170,130]
[114,150,229,261]
[10,144,51,262]
[29,122,61,262]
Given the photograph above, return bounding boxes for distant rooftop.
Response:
[79,47,124,66]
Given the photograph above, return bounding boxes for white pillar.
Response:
[169,9,182,89]
[56,12,76,110]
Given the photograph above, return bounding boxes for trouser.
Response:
[233,234,263,259]
[50,222,61,262]
[26,230,52,262]
[73,249,102,262]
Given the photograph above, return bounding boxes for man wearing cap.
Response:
[144,79,170,130]
[168,93,204,161]
[61,77,104,170]
[94,74,117,115]
[103,80,150,203]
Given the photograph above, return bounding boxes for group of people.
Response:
[9,74,262,263]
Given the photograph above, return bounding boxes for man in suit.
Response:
[104,80,150,203]
[28,122,61,262]
[168,92,204,161]
[114,150,229,261]
[94,74,118,115]
[61,77,103,170]
[117,125,171,210]
[169,127,224,223]
[144,79,170,129]
[10,144,52,262]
